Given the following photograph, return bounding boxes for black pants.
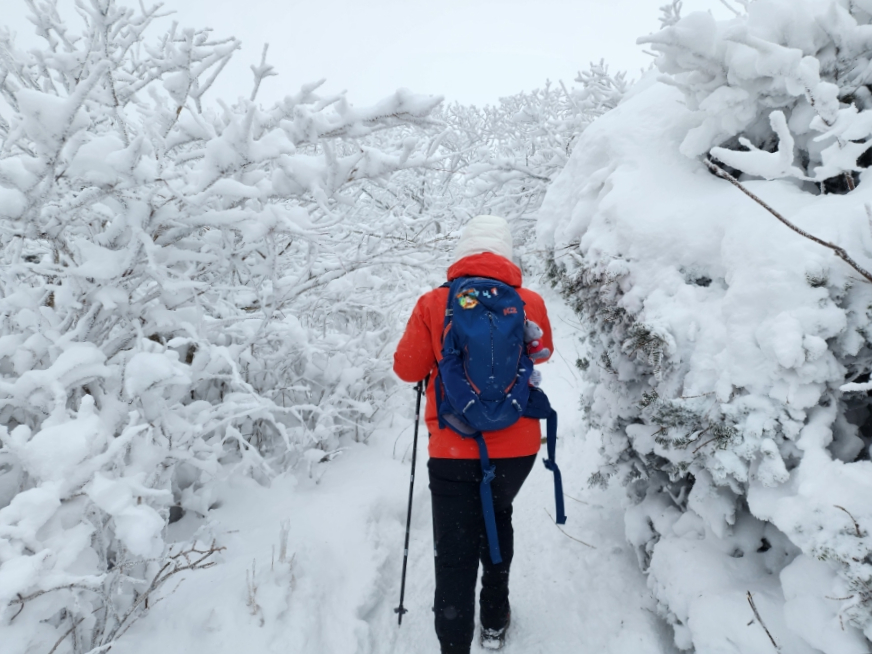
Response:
[428,455,536,653]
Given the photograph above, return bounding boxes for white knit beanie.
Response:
[453,215,514,262]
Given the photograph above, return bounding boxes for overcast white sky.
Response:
[4,0,734,106]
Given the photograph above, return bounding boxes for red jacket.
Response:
[392,253,553,459]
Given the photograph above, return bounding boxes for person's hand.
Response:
[524,320,551,361]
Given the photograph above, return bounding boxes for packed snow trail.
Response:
[113,285,677,654]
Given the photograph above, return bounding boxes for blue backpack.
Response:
[436,276,566,564]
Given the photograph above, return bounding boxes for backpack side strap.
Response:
[473,434,503,565]
[525,388,566,525]
[471,409,565,567]
[541,409,567,525]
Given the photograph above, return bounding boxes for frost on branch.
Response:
[659,1,684,29]
[348,62,627,268]
[0,1,442,651]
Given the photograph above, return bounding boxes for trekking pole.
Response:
[395,377,426,626]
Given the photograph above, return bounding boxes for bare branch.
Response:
[746,591,781,652]
[835,505,863,538]
[545,508,596,549]
[705,159,872,284]
[99,541,225,646]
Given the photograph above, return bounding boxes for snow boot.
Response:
[480,611,511,650]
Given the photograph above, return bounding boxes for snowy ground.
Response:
[113,285,677,654]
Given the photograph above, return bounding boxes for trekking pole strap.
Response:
[542,410,567,525]
[474,434,503,565]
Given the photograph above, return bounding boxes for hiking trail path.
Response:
[114,284,679,654]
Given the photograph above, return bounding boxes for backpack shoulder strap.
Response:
[435,278,459,431]
[440,280,453,330]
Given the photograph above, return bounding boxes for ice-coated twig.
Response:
[47,617,85,654]
[746,592,781,652]
[250,43,278,102]
[659,0,683,28]
[718,0,741,16]
[705,159,872,284]
[9,582,103,605]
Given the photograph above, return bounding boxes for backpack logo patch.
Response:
[457,289,480,309]
[503,306,518,316]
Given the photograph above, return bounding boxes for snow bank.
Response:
[539,3,872,650]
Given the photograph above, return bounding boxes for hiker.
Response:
[393,215,554,654]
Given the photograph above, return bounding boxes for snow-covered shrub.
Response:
[460,64,627,228]
[642,0,872,193]
[357,63,627,263]
[0,1,443,651]
[539,3,872,652]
